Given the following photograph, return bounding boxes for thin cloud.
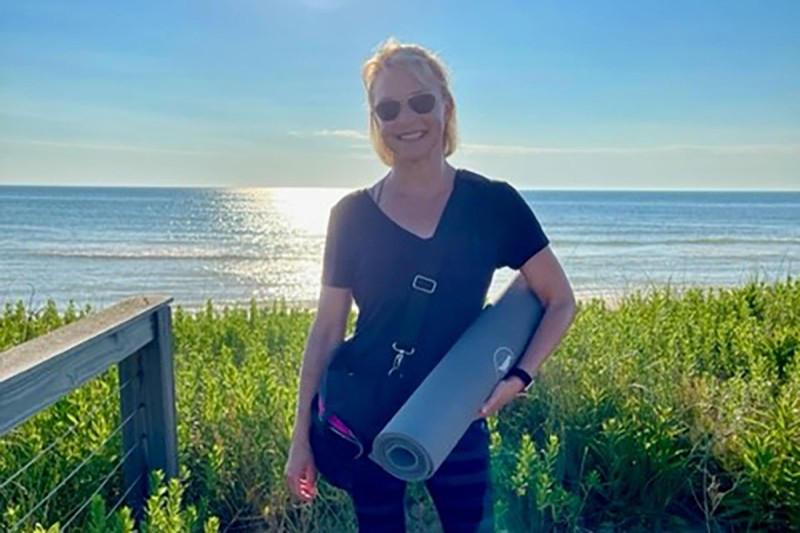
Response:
[312,129,369,140]
[289,129,369,141]
[461,143,800,156]
[0,138,217,156]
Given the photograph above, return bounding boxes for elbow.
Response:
[557,295,577,322]
[309,323,344,353]
[563,285,578,319]
[307,316,345,352]
[565,293,578,324]
[544,287,577,324]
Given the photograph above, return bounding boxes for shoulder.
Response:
[330,188,370,219]
[457,168,522,203]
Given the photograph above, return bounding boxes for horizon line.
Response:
[1,183,799,193]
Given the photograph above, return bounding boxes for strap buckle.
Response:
[388,342,415,377]
[412,275,437,294]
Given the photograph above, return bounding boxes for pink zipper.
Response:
[318,396,358,441]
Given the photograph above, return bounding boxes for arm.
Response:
[480,246,576,416]
[291,284,353,441]
[285,285,352,502]
[512,245,576,381]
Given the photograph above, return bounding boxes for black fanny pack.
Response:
[312,299,436,489]
[318,335,424,449]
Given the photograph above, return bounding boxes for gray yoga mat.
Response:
[369,275,544,481]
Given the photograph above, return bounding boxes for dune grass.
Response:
[1,279,798,531]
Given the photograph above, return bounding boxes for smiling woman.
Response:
[284,38,576,533]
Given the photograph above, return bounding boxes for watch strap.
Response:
[504,366,533,391]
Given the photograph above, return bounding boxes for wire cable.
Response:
[104,472,143,520]
[10,406,139,532]
[60,442,140,532]
[0,376,135,493]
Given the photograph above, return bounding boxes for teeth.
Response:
[398,131,425,141]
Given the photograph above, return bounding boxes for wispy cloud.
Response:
[311,129,369,140]
[0,138,217,156]
[461,143,800,156]
[289,129,369,141]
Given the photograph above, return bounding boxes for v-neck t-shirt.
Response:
[321,168,550,382]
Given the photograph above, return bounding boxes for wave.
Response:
[553,237,800,248]
[31,249,315,261]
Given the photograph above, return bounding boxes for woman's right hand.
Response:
[285,435,318,503]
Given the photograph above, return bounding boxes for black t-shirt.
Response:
[321,168,549,383]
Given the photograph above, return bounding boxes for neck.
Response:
[388,157,454,196]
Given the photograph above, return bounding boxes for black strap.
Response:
[387,171,460,376]
[392,242,449,352]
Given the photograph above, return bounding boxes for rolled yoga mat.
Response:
[369,275,544,481]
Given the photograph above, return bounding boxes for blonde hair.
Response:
[361,38,458,166]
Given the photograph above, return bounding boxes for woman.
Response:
[285,39,576,532]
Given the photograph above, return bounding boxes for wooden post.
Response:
[118,351,147,514]
[119,306,179,519]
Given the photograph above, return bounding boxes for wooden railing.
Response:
[0,295,178,521]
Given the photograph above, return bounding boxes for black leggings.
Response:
[349,418,494,533]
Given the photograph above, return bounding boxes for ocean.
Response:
[1,186,798,311]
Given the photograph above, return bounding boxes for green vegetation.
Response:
[1,280,798,531]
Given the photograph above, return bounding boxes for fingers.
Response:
[479,389,500,418]
[285,462,317,503]
[286,472,316,503]
[299,462,318,501]
[479,380,521,418]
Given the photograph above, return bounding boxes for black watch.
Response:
[504,367,534,392]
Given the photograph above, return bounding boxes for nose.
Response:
[393,100,417,123]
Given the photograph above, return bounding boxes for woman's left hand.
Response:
[479,377,525,418]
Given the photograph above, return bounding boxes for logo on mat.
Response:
[493,347,514,378]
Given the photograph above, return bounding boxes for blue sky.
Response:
[1,0,798,190]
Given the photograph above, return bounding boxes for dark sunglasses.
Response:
[373,93,437,122]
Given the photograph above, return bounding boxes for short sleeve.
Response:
[494,182,550,269]
[321,200,357,288]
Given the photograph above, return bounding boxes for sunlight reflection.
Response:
[270,188,349,234]
[207,187,352,302]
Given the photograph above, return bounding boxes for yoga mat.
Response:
[369,275,544,481]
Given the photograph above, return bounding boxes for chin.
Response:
[388,140,443,164]
[393,151,437,166]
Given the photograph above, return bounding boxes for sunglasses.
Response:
[373,92,437,122]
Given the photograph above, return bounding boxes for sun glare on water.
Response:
[208,187,351,303]
[270,187,347,234]
[227,187,349,236]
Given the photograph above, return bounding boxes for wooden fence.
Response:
[0,295,178,521]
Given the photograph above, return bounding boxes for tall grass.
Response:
[1,280,798,531]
